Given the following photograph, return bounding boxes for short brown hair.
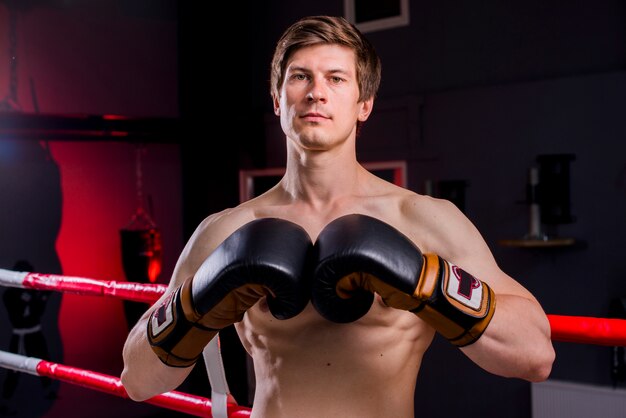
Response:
[270,15,381,103]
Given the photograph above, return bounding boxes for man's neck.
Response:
[283,154,362,205]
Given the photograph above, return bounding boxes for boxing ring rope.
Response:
[2,268,625,347]
[1,268,626,415]
[0,269,167,304]
[548,315,626,346]
[0,350,251,417]
[0,268,251,418]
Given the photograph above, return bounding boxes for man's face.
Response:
[274,44,372,152]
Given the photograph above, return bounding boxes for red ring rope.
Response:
[25,271,166,303]
[1,267,626,417]
[548,314,626,346]
[2,268,626,347]
[0,350,251,417]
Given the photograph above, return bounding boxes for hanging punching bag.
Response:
[120,145,163,328]
[120,224,162,284]
[120,211,162,328]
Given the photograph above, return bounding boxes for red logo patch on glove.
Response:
[444,263,484,312]
[150,292,175,336]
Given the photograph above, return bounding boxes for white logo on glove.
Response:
[445,263,483,311]
[150,293,174,336]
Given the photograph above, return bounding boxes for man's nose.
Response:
[306,80,327,102]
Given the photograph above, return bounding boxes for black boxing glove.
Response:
[312,214,496,347]
[148,218,313,367]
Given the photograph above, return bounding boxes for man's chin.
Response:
[293,130,328,148]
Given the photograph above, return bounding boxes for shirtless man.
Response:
[121,15,555,417]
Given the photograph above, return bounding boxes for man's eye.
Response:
[292,74,308,81]
[331,77,344,84]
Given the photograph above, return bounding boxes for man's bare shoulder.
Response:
[399,192,467,226]
[191,207,258,251]
[173,207,259,282]
[396,192,484,257]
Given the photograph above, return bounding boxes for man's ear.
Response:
[273,94,281,116]
[358,98,374,122]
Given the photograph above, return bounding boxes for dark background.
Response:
[1,0,625,416]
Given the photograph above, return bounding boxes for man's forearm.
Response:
[121,315,192,401]
[460,294,554,381]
